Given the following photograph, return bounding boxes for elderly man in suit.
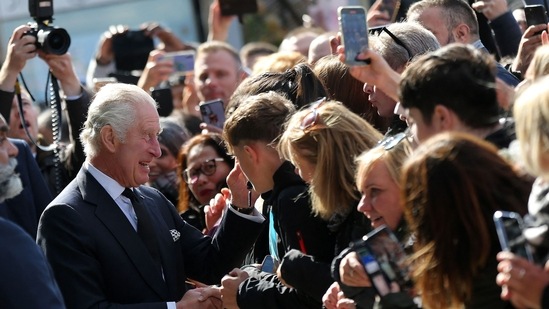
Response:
[37,83,264,309]
[0,113,65,308]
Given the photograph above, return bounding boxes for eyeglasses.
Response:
[379,27,413,61]
[182,158,225,184]
[299,97,327,131]
[377,131,409,150]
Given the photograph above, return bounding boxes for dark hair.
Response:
[401,132,530,308]
[313,54,381,128]
[399,43,499,128]
[176,133,234,213]
[227,62,328,116]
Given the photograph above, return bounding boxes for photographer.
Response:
[0,24,90,195]
[86,22,195,90]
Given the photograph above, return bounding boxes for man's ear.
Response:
[433,105,457,131]
[243,144,259,164]
[100,125,118,153]
[453,23,471,43]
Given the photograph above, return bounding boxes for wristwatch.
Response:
[230,204,254,215]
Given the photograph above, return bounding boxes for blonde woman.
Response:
[497,76,549,309]
[275,98,382,303]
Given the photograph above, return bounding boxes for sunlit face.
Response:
[9,92,39,144]
[111,102,162,188]
[149,144,178,182]
[291,150,316,184]
[404,107,439,144]
[409,7,454,46]
[194,50,242,107]
[365,84,398,117]
[357,159,402,230]
[186,145,231,205]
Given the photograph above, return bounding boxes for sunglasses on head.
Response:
[299,97,327,131]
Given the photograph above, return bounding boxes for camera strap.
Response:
[17,74,64,194]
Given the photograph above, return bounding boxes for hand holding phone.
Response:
[199,99,226,129]
[525,5,548,35]
[338,6,369,66]
[353,225,413,296]
[159,51,196,76]
[493,211,534,262]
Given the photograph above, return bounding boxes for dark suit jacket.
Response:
[0,139,52,239]
[37,166,264,309]
[0,217,65,308]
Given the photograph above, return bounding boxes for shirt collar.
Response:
[85,161,126,200]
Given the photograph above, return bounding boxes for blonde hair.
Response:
[278,100,382,219]
[355,139,412,191]
[514,75,549,179]
[525,45,549,81]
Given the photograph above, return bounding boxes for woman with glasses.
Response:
[277,99,382,299]
[177,133,234,231]
[324,133,414,309]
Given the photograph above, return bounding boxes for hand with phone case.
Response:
[496,251,549,309]
[338,6,369,66]
[512,22,548,74]
[493,211,535,262]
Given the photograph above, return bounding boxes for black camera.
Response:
[25,0,71,55]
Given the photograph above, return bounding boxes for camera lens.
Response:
[37,27,71,55]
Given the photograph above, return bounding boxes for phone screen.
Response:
[494,211,534,262]
[338,6,369,66]
[376,0,402,23]
[161,51,196,76]
[355,225,413,296]
[199,99,226,129]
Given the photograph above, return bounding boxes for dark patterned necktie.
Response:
[122,188,162,270]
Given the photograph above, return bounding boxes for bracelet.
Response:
[231,204,254,215]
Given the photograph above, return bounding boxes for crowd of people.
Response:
[2,0,549,308]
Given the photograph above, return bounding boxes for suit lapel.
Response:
[77,169,169,300]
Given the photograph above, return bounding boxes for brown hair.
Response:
[401,132,530,308]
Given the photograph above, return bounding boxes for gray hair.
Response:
[158,118,189,157]
[80,83,157,159]
[371,22,440,70]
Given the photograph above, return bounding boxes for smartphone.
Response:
[525,5,549,34]
[338,6,369,66]
[199,99,225,129]
[160,50,196,76]
[219,0,258,16]
[494,211,534,262]
[112,29,155,72]
[151,87,174,117]
[353,225,413,296]
[260,255,278,273]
